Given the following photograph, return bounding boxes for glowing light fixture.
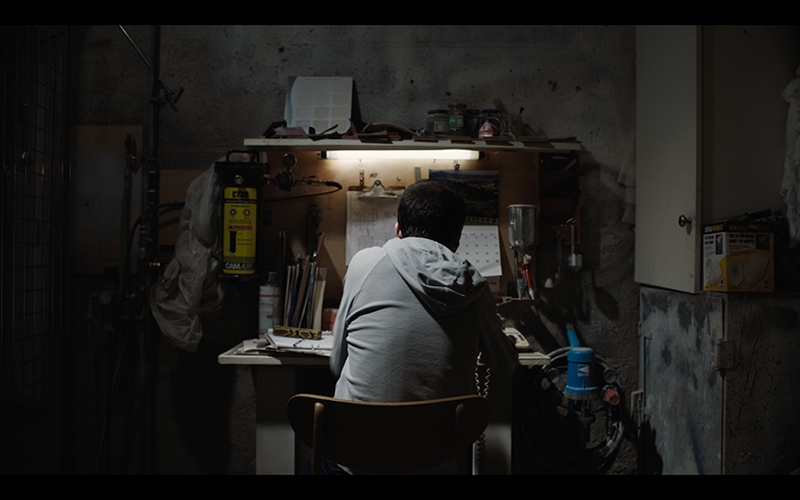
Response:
[323,149,480,160]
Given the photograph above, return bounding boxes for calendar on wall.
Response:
[457,225,502,278]
[430,169,502,280]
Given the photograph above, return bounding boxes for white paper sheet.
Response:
[269,331,334,352]
[346,190,400,265]
[284,76,353,134]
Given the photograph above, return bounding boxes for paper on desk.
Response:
[346,190,400,265]
[284,76,353,134]
[269,330,335,352]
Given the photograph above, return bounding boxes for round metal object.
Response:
[282,153,297,169]
[602,368,618,384]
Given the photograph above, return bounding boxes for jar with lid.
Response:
[448,102,467,136]
[427,109,449,136]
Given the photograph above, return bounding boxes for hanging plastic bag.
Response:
[150,163,224,353]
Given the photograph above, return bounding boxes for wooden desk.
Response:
[218,344,549,474]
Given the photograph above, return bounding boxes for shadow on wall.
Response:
[165,284,257,474]
[503,153,632,351]
[501,152,640,474]
[638,420,664,475]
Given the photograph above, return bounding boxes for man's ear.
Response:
[394,222,403,239]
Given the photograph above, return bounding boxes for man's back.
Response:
[330,237,517,402]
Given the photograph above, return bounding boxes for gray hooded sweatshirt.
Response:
[331,236,518,402]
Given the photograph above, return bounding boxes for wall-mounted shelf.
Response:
[243,136,581,154]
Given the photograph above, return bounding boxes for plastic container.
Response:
[508,204,536,252]
[259,272,283,338]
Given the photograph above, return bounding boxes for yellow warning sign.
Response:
[222,186,257,274]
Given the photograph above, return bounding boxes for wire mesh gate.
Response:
[1,25,74,473]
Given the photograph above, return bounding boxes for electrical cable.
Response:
[119,202,185,300]
[263,179,343,201]
[91,201,184,474]
[93,312,134,474]
[473,366,491,474]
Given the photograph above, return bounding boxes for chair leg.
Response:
[311,402,324,475]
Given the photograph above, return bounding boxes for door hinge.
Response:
[639,322,651,340]
[713,339,735,370]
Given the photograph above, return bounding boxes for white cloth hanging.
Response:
[780,65,800,245]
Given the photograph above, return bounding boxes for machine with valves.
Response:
[215,151,267,282]
[521,323,626,474]
[214,150,343,283]
[506,203,625,473]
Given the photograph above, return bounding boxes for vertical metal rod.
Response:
[148,24,161,475]
[138,24,162,475]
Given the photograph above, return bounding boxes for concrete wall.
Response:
[71,25,638,474]
[639,288,800,474]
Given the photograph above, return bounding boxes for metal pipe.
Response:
[118,25,181,109]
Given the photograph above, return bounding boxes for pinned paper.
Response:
[284,76,353,134]
[345,190,400,265]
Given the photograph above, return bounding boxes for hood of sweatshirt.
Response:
[382,237,486,316]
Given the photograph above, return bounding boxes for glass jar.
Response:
[448,102,467,136]
[427,109,449,136]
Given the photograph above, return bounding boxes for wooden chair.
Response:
[286,393,490,474]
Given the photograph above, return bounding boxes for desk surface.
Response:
[218,343,550,367]
[218,344,330,366]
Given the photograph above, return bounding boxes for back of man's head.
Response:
[397,178,466,251]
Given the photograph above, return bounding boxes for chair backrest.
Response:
[287,393,490,474]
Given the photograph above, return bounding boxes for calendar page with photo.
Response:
[429,170,502,285]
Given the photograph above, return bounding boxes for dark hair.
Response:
[397,178,466,250]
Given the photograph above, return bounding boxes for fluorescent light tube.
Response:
[324,149,479,160]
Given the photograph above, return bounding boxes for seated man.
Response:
[330,178,518,403]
